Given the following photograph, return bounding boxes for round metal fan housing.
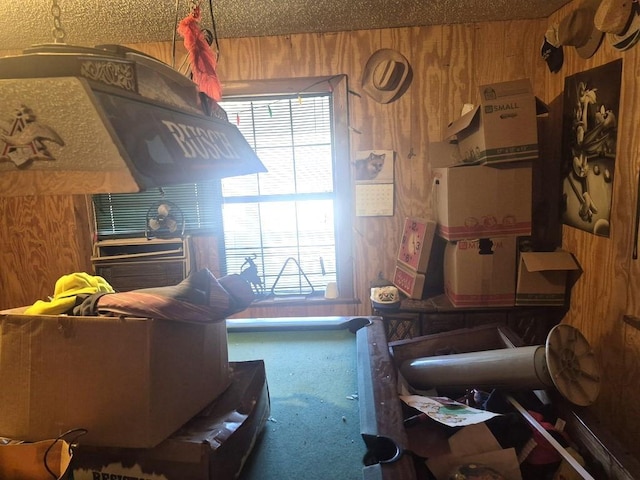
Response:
[145,200,185,239]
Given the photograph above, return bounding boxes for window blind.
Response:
[93,182,222,239]
[219,94,337,295]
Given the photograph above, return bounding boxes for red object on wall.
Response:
[178,6,222,101]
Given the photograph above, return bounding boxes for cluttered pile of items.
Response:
[390,78,581,309]
[360,78,637,479]
[356,316,636,480]
[397,322,600,479]
[0,268,269,479]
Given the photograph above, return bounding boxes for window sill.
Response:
[227,314,371,332]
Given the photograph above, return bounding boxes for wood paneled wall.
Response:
[546,2,640,455]
[2,0,639,455]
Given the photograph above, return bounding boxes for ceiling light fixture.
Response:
[0,1,266,196]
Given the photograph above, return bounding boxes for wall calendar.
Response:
[353,149,395,217]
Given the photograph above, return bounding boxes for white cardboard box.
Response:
[0,309,230,448]
[434,163,532,241]
[444,237,517,308]
[445,78,545,166]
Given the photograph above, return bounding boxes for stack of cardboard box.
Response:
[392,217,445,299]
[0,307,269,479]
[431,79,581,308]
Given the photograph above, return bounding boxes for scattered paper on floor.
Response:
[400,395,501,427]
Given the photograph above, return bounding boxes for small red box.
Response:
[393,264,426,299]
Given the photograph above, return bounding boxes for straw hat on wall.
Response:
[595,0,633,34]
[361,49,413,104]
[597,0,640,51]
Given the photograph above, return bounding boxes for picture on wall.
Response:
[561,59,622,237]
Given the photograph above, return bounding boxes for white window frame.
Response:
[219,75,353,299]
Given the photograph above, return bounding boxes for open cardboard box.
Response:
[0,307,230,448]
[72,360,269,480]
[444,78,548,166]
[516,250,582,306]
[425,423,522,480]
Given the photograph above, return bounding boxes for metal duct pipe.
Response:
[400,345,554,391]
[399,324,601,406]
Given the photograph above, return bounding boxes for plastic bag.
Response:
[0,428,87,480]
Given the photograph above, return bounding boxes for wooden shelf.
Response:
[372,294,566,344]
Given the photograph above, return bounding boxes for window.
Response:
[93,75,353,299]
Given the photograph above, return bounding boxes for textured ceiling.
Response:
[0,1,571,51]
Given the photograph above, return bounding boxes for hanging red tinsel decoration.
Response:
[177,5,222,101]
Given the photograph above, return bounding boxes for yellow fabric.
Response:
[25,272,115,315]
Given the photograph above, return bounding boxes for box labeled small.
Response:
[445,78,547,166]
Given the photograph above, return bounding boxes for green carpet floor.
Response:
[227,328,365,480]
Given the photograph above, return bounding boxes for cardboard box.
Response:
[516,251,582,306]
[444,237,517,307]
[72,360,269,480]
[445,78,546,165]
[426,424,522,480]
[0,309,230,448]
[434,163,532,241]
[393,264,427,299]
[429,140,463,168]
[395,217,445,299]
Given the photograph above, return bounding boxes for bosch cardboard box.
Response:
[445,78,545,165]
[516,251,582,306]
[444,237,517,308]
[72,361,269,480]
[434,163,532,241]
[0,309,230,448]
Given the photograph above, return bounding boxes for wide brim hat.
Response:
[595,0,633,34]
[607,1,640,50]
[557,0,604,59]
[362,49,413,104]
